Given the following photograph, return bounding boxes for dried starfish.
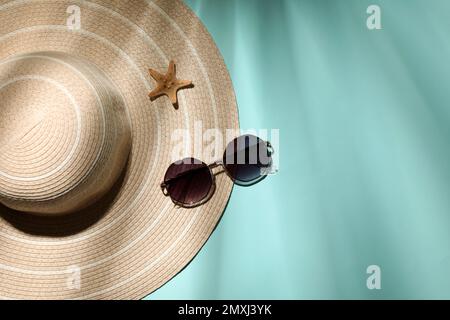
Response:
[148,60,193,107]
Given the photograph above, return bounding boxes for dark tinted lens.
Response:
[164,158,213,206]
[223,135,272,184]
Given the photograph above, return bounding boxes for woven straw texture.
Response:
[0,0,239,300]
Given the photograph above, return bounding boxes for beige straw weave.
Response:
[0,0,239,300]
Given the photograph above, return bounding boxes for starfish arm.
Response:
[175,79,193,89]
[167,60,176,80]
[148,86,165,100]
[167,88,179,105]
[148,68,165,82]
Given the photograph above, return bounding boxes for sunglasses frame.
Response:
[161,138,274,208]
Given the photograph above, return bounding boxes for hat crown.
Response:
[0,52,131,215]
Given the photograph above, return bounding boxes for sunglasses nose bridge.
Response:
[207,161,225,176]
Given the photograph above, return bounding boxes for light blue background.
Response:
[147,0,450,299]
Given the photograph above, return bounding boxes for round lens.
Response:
[223,135,272,185]
[163,158,213,206]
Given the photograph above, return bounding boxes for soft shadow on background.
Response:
[147,0,450,299]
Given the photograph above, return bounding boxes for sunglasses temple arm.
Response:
[160,182,169,196]
[266,141,274,156]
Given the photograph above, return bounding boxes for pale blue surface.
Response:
[147,0,450,299]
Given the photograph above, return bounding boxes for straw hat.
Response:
[0,0,238,299]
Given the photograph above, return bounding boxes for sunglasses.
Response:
[161,134,274,207]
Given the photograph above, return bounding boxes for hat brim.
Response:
[0,0,238,299]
